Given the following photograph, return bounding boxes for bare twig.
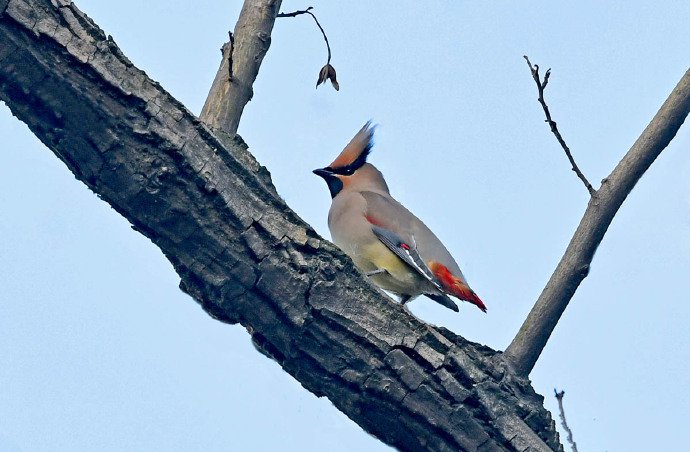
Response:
[554,389,578,452]
[276,7,312,18]
[278,6,338,90]
[226,31,234,80]
[524,55,596,195]
[278,7,331,63]
[505,68,690,376]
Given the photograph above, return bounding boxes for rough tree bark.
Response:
[0,0,563,450]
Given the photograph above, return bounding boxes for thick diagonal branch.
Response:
[0,0,562,450]
[505,68,690,376]
[524,56,595,195]
[199,0,282,136]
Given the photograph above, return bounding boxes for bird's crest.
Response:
[327,121,375,172]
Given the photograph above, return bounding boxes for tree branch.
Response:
[505,67,690,376]
[199,0,282,136]
[554,390,578,452]
[0,0,562,449]
[278,7,332,64]
[225,31,234,81]
[524,56,596,195]
[277,6,338,90]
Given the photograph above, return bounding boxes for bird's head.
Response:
[313,122,388,198]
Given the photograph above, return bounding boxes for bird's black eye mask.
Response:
[326,165,354,176]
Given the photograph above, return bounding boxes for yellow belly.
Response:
[352,242,424,296]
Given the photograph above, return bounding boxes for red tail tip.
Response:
[428,261,487,313]
[468,291,487,313]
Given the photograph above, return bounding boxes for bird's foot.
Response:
[365,268,387,277]
[398,294,412,304]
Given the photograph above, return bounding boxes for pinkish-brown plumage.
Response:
[314,122,485,313]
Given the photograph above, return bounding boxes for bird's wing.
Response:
[370,225,441,288]
[361,190,447,290]
[361,190,487,313]
[360,190,466,279]
[370,225,459,312]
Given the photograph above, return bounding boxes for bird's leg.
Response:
[365,268,387,277]
[398,294,412,304]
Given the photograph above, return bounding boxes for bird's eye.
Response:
[342,167,354,176]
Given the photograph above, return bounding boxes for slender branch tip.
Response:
[524,55,595,195]
[554,388,578,452]
[276,6,313,18]
[278,6,336,89]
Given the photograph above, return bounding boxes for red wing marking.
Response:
[365,214,384,227]
[428,261,487,312]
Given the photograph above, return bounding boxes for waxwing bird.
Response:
[313,122,486,313]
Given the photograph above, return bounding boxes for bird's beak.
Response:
[312,168,332,179]
[313,167,343,198]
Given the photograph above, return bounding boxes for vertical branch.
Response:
[504,68,690,376]
[200,0,283,136]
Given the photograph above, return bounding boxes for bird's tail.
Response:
[449,281,487,313]
[429,261,487,312]
[427,293,460,312]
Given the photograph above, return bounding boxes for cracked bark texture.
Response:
[0,1,562,450]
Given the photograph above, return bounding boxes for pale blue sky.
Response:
[1,1,689,451]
